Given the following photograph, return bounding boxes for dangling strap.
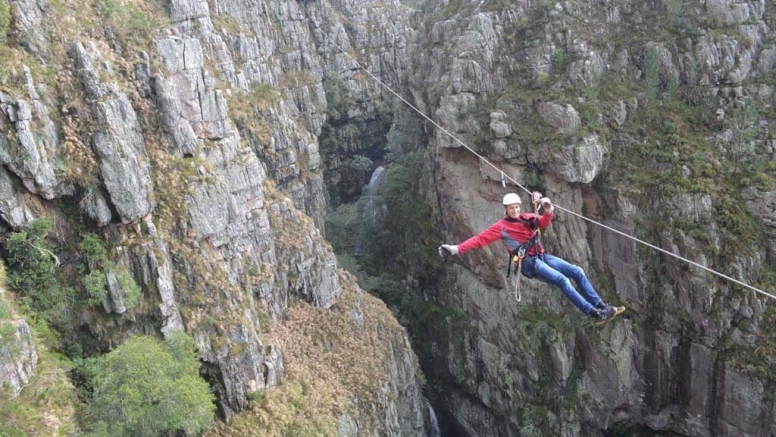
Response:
[514,256,523,302]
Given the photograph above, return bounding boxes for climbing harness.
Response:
[505,219,540,278]
[507,245,529,302]
[304,9,776,303]
[505,217,542,302]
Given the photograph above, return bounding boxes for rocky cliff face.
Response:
[2,0,775,435]
[0,0,426,434]
[411,1,776,436]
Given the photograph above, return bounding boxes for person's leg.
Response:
[530,256,594,314]
[542,254,603,306]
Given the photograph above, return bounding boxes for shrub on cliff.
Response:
[84,332,215,437]
[5,218,68,312]
[77,233,141,311]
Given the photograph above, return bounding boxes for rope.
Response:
[551,204,776,302]
[304,9,776,303]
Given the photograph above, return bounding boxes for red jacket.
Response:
[458,211,553,256]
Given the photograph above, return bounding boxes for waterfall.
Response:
[368,165,385,187]
[428,404,441,437]
[354,166,386,255]
[365,165,386,221]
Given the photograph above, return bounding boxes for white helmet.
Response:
[502,193,521,206]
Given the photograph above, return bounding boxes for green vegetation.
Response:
[0,265,18,358]
[376,153,442,279]
[644,47,661,104]
[0,0,9,44]
[5,218,69,313]
[604,61,769,269]
[666,0,685,30]
[326,144,443,301]
[551,49,570,74]
[114,270,141,310]
[347,154,373,173]
[3,217,143,347]
[81,332,215,437]
[82,271,107,306]
[76,232,141,312]
[721,269,776,401]
[0,261,79,436]
[93,0,166,51]
[729,100,759,175]
[325,111,461,422]
[322,71,352,121]
[229,82,281,149]
[0,345,78,437]
[247,82,281,109]
[79,233,108,306]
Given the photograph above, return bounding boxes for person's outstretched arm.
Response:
[441,221,502,256]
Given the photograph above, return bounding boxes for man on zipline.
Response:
[439,192,623,324]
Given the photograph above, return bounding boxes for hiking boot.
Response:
[611,306,626,316]
[590,306,616,325]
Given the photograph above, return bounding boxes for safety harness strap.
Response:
[514,256,523,302]
[505,230,541,278]
[505,215,542,303]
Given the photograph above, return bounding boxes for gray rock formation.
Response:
[0,0,428,431]
[545,134,607,184]
[535,101,581,134]
[0,166,37,229]
[414,1,776,436]
[0,319,37,396]
[102,270,128,315]
[79,189,113,227]
[69,42,156,224]
[0,68,70,200]
[489,112,512,138]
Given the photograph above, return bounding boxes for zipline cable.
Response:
[552,204,776,302]
[305,12,776,303]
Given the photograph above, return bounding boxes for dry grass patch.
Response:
[229,83,281,146]
[205,270,407,437]
[264,182,318,255]
[58,113,99,187]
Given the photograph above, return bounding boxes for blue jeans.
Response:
[521,254,602,314]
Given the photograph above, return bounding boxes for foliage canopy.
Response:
[85,332,215,437]
[5,218,68,312]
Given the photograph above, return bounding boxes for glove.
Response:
[540,197,554,213]
[438,244,459,257]
[531,191,542,203]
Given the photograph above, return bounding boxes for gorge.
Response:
[0,0,774,436]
